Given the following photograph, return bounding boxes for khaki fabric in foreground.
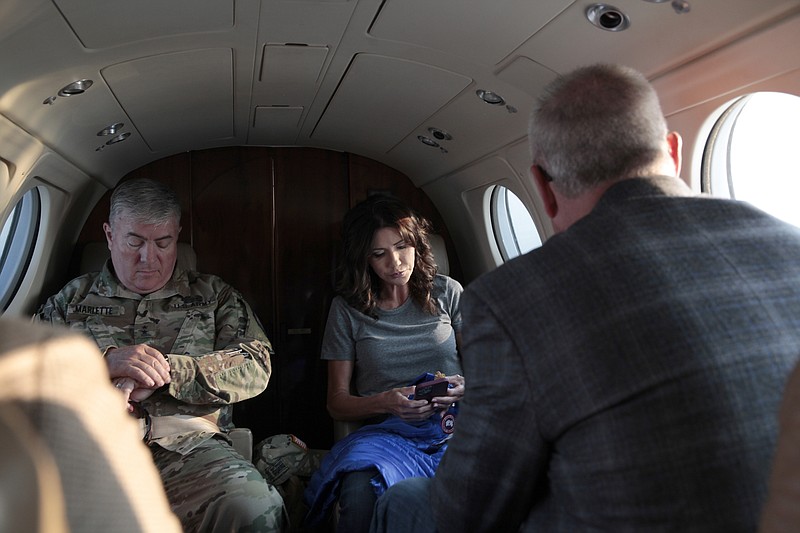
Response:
[0,317,181,533]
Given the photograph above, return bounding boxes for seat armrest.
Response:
[228,427,253,462]
[333,420,363,442]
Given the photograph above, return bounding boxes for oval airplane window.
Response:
[703,92,800,227]
[490,185,542,262]
[0,187,41,311]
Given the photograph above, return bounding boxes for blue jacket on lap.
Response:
[303,410,455,527]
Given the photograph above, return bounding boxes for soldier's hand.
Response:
[105,344,171,388]
[112,376,159,412]
[112,376,136,411]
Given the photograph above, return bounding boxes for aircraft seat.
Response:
[79,241,253,461]
[428,233,449,276]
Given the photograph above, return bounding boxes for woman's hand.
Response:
[383,386,438,421]
[431,374,465,411]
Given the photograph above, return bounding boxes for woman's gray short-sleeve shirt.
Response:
[321,274,463,396]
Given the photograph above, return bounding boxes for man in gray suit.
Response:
[370,63,800,532]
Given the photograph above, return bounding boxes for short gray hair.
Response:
[109,178,181,227]
[528,64,668,198]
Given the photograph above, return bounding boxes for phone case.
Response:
[414,377,449,401]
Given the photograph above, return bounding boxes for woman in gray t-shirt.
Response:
[313,194,464,531]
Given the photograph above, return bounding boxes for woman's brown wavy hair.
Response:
[336,195,438,319]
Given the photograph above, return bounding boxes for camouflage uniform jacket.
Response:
[36,261,274,454]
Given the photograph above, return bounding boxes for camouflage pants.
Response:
[151,437,287,533]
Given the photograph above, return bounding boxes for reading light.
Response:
[586,4,630,32]
[642,0,690,13]
[57,79,93,97]
[428,127,452,141]
[97,123,124,136]
[476,90,505,105]
[417,135,440,148]
[106,132,131,145]
[671,0,690,13]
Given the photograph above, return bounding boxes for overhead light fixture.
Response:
[671,0,690,13]
[642,0,690,13]
[586,4,630,32]
[476,89,505,106]
[105,132,131,145]
[427,127,452,141]
[97,122,124,136]
[417,135,440,148]
[43,78,94,105]
[57,79,93,97]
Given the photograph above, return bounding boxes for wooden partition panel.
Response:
[270,148,349,447]
[75,147,460,449]
[190,147,274,329]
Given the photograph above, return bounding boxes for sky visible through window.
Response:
[492,185,542,262]
[727,92,800,227]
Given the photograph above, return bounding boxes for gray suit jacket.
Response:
[432,176,800,532]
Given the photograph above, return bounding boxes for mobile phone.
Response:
[413,377,449,402]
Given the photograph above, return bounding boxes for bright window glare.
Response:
[507,191,542,253]
[706,92,800,227]
[491,186,542,262]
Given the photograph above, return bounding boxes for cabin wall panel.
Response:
[271,147,349,448]
[75,146,457,449]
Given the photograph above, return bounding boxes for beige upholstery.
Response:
[79,241,197,273]
[429,233,449,276]
[333,420,363,443]
[228,428,253,462]
[79,242,253,461]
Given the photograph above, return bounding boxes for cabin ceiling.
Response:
[0,0,798,189]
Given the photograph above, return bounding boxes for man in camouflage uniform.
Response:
[37,178,287,532]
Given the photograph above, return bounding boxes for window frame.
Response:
[0,187,42,311]
[701,94,749,198]
[701,91,800,229]
[488,184,542,263]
